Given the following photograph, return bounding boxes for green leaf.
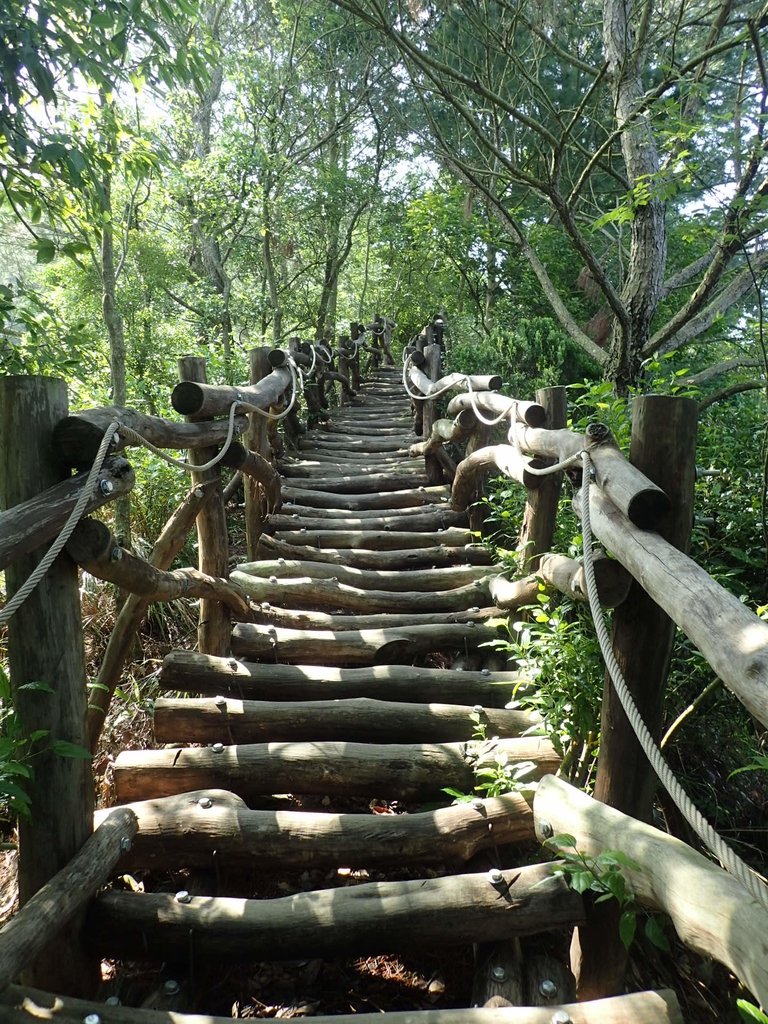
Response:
[33,239,56,264]
[737,1000,768,1023]
[50,740,92,760]
[618,909,636,950]
[644,914,670,952]
[18,680,54,693]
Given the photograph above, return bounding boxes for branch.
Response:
[646,249,768,357]
[684,357,765,387]
[698,379,766,411]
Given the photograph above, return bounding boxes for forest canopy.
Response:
[0,0,765,404]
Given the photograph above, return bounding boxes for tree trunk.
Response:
[603,0,666,390]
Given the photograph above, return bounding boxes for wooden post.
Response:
[245,347,272,561]
[572,394,698,1000]
[0,376,96,995]
[518,386,567,570]
[349,322,361,391]
[178,357,231,656]
[422,342,443,484]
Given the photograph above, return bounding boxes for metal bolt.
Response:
[119,835,131,853]
[490,965,507,983]
[99,478,114,495]
[83,1015,102,1024]
[470,606,479,613]
[471,798,484,812]
[163,979,181,996]
[551,1013,571,1024]
[278,557,286,564]
[214,695,227,708]
[473,579,482,587]
[539,979,558,998]
[292,514,299,519]
[229,659,238,671]
[194,487,204,498]
[175,890,192,904]
[481,668,490,676]
[300,527,307,533]
[198,796,212,809]
[269,575,278,583]
[104,996,121,1006]
[211,742,225,753]
[473,704,484,714]
[261,601,271,610]
[111,547,123,561]
[487,868,504,886]
[539,819,554,839]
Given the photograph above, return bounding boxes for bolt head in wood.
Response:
[551,1013,571,1024]
[104,996,121,1005]
[211,742,225,753]
[163,980,180,996]
[111,547,123,561]
[198,796,213,809]
[214,695,227,708]
[175,890,192,904]
[490,965,507,982]
[119,836,131,853]
[83,1015,102,1024]
[539,979,557,997]
[269,575,278,583]
[487,868,504,886]
[471,798,484,811]
[472,705,484,714]
[278,557,286,564]
[539,820,554,839]
[229,659,238,671]
[99,478,114,495]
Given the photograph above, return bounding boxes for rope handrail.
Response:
[580,449,768,909]
[0,421,119,625]
[402,352,510,427]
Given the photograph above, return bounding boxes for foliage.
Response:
[0,666,91,827]
[544,833,670,953]
[487,596,603,780]
[737,1001,768,1024]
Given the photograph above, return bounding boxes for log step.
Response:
[281,483,451,510]
[249,603,503,631]
[97,789,535,871]
[235,558,496,590]
[153,696,539,744]
[232,573,491,614]
[271,527,475,550]
[230,621,501,665]
[256,536,491,571]
[112,737,560,803]
[280,471,431,494]
[269,507,468,529]
[0,986,688,1023]
[160,652,524,706]
[84,862,582,964]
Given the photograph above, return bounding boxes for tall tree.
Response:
[329,0,768,390]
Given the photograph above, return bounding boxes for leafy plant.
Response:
[737,1000,768,1023]
[545,833,670,952]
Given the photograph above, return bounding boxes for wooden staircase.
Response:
[8,366,682,1021]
